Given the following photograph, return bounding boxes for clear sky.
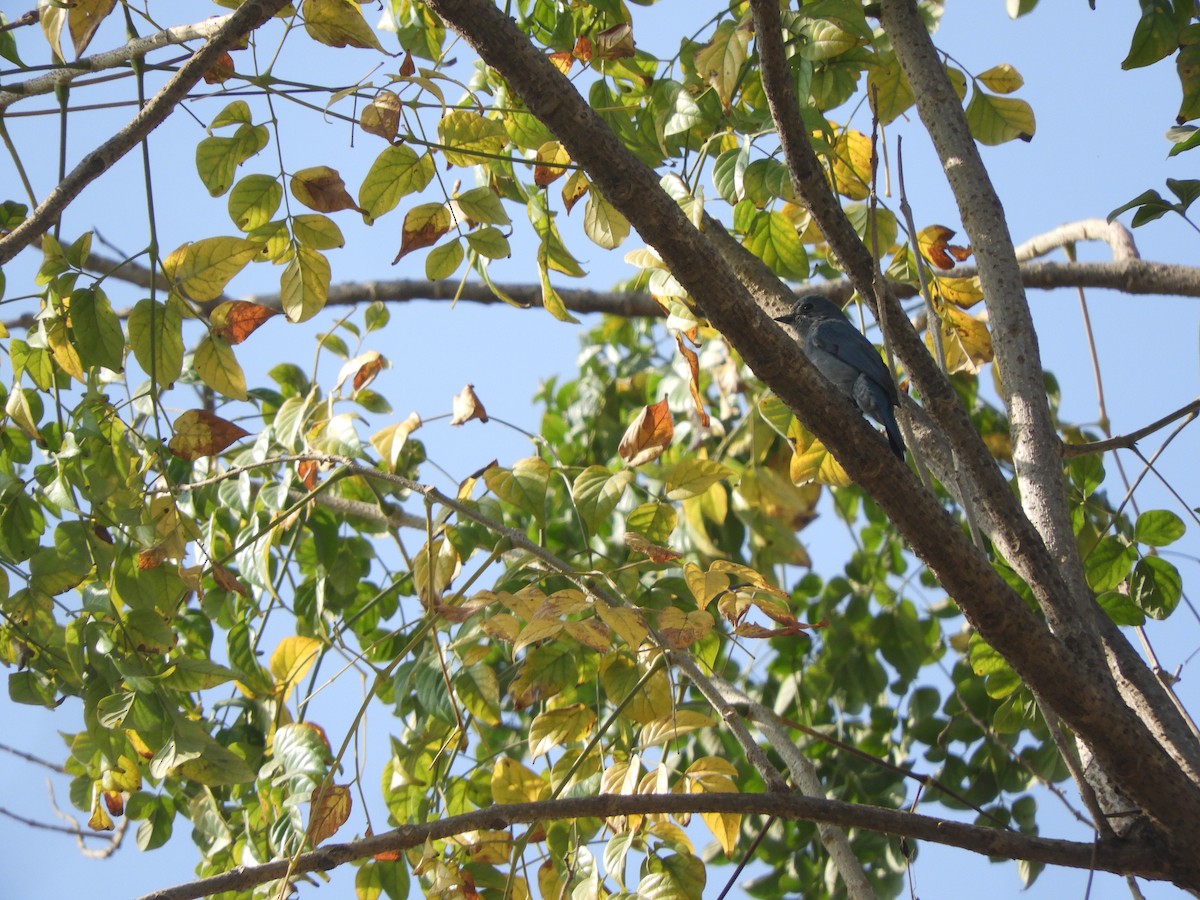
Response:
[2,2,1199,899]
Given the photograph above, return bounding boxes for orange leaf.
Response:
[334,350,387,394]
[209,300,278,345]
[297,459,319,489]
[573,36,593,63]
[290,165,364,214]
[203,51,235,84]
[618,396,674,467]
[917,224,972,270]
[168,410,251,461]
[675,334,710,427]
[308,784,352,846]
[212,562,250,598]
[399,52,416,77]
[450,384,489,426]
[102,790,124,816]
[548,51,574,74]
[137,545,167,570]
[534,141,571,188]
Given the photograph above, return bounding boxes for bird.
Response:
[773,294,905,461]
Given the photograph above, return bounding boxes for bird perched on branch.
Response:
[773,294,905,461]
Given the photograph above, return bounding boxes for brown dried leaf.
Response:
[203,51,235,85]
[595,22,635,60]
[917,224,972,270]
[308,784,352,846]
[450,384,489,426]
[675,334,710,427]
[290,165,365,214]
[624,531,681,563]
[209,300,278,345]
[362,90,402,141]
[618,396,674,467]
[534,141,571,188]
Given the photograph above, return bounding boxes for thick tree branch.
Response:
[133,792,1168,900]
[0,0,292,267]
[881,0,1091,622]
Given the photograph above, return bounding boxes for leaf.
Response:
[465,226,511,259]
[291,165,364,214]
[618,397,674,467]
[789,425,851,488]
[484,457,549,523]
[359,145,436,223]
[625,531,681,563]
[694,20,749,113]
[933,303,993,374]
[529,704,596,759]
[742,210,808,280]
[281,245,331,322]
[657,607,713,649]
[828,128,872,201]
[1131,557,1182,620]
[683,757,741,857]
[571,466,633,532]
[293,213,345,250]
[228,174,282,231]
[534,141,572,187]
[371,412,423,471]
[1135,510,1186,547]
[168,409,251,461]
[163,237,261,302]
[209,300,278,344]
[393,202,452,262]
[426,239,464,280]
[538,258,579,324]
[68,0,116,58]
[977,63,1024,95]
[1084,536,1136,593]
[449,383,488,425]
[193,333,248,400]
[308,785,352,846]
[492,758,548,804]
[270,635,322,701]
[70,286,124,371]
[626,503,676,545]
[868,50,914,125]
[1122,3,1180,70]
[583,191,631,250]
[965,89,1035,145]
[195,127,269,196]
[438,109,508,167]
[302,0,385,51]
[665,459,735,500]
[361,89,401,141]
[594,603,649,649]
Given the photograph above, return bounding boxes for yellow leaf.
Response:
[977,63,1024,95]
[694,20,749,113]
[933,303,994,374]
[534,141,572,188]
[789,424,851,488]
[193,334,248,401]
[829,128,872,201]
[683,562,730,609]
[492,757,549,804]
[68,0,116,58]
[640,710,715,747]
[594,602,649,649]
[302,0,384,51]
[269,635,321,702]
[438,110,508,168]
[281,245,331,322]
[529,704,597,759]
[163,237,261,302]
[393,202,451,262]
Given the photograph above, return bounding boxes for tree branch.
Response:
[0,0,293,267]
[0,15,235,110]
[1062,398,1200,458]
[132,792,1168,900]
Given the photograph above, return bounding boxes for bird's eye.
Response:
[801,302,812,312]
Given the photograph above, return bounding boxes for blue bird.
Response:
[774,295,905,461]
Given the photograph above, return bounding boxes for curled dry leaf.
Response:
[917,224,973,270]
[450,384,489,425]
[334,350,387,394]
[168,410,251,461]
[675,333,710,427]
[595,22,635,60]
[618,396,674,467]
[209,300,278,345]
[624,531,681,563]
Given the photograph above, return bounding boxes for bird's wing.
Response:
[808,319,899,404]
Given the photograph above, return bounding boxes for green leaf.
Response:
[164,236,261,302]
[583,192,630,250]
[1083,536,1136,593]
[529,192,584,278]
[665,459,735,500]
[1166,178,1200,212]
[281,244,331,323]
[484,457,550,524]
[572,466,634,532]
[1131,556,1182,619]
[227,174,282,231]
[712,142,749,204]
[1135,509,1186,547]
[292,213,345,250]
[70,286,124,371]
[639,851,705,900]
[359,145,436,223]
[438,109,508,167]
[1097,590,1146,627]
[465,226,511,260]
[454,185,511,226]
[194,125,268,197]
[1107,188,1175,227]
[965,89,1035,145]
[1122,3,1180,70]
[194,334,248,400]
[425,239,464,280]
[742,210,808,280]
[627,501,677,544]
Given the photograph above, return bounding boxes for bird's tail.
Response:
[883,413,905,462]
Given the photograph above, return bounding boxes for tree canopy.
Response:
[3,1,1200,899]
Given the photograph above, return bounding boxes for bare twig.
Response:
[1062,399,1200,458]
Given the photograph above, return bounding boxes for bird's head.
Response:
[773,294,843,327]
